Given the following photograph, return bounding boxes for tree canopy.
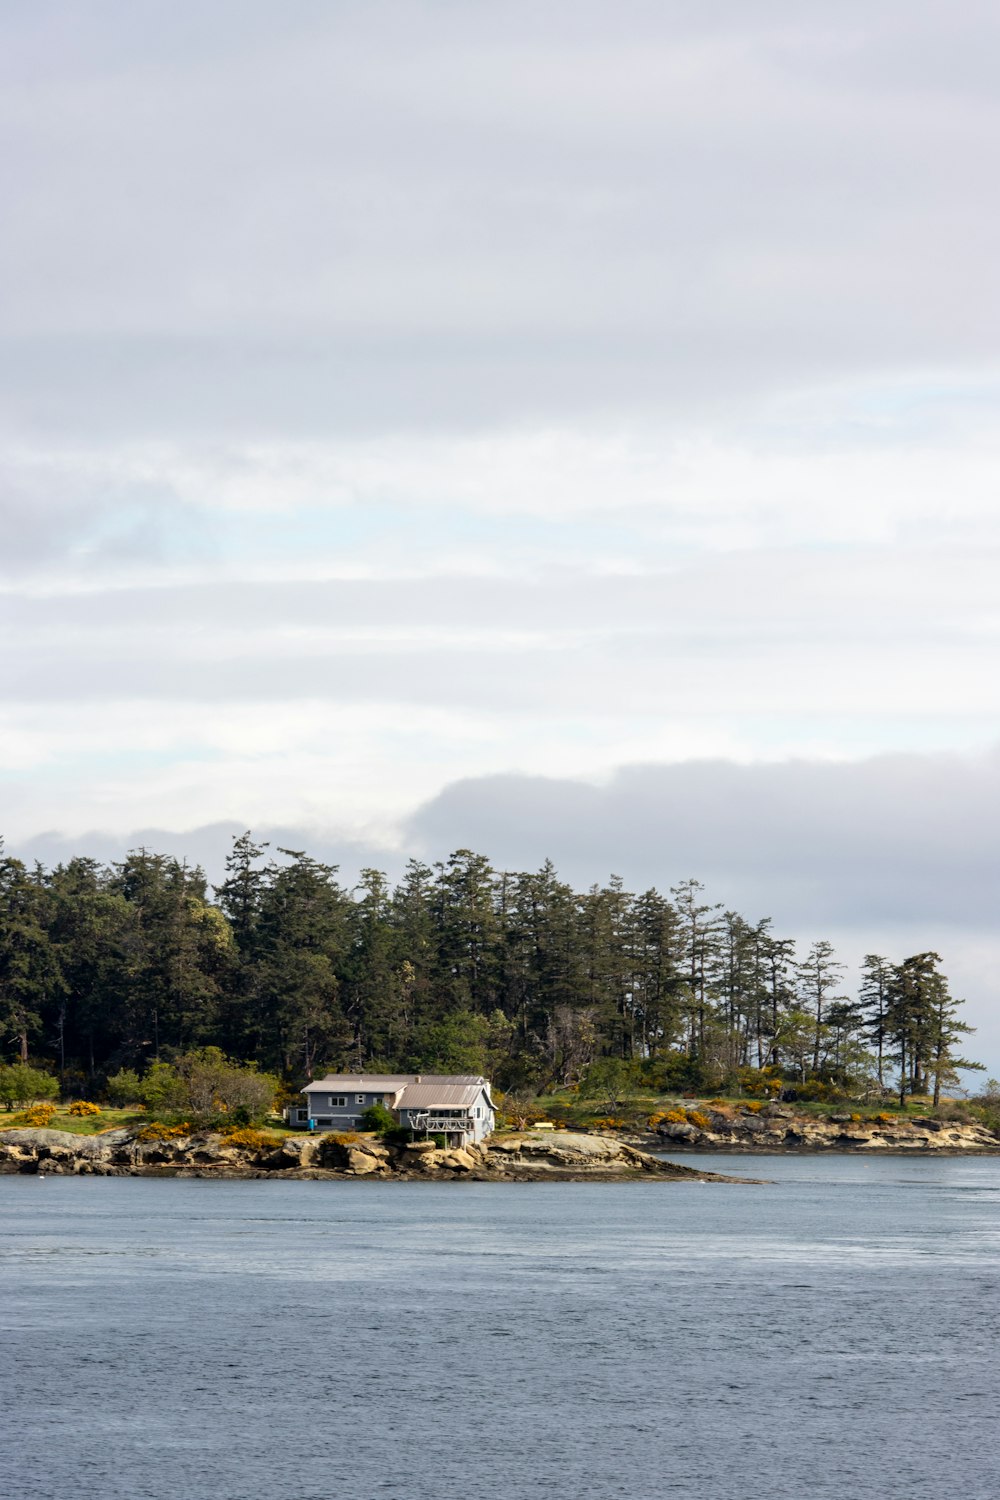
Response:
[0,833,981,1100]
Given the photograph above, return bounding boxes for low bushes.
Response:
[359,1102,396,1134]
[137,1122,192,1141]
[221,1126,281,1150]
[113,1050,278,1126]
[8,1103,57,1127]
[105,1069,144,1107]
[0,1064,59,1113]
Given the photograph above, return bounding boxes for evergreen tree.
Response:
[0,849,63,1064]
[45,857,131,1078]
[253,850,351,1076]
[858,954,893,1087]
[797,940,845,1075]
[885,952,941,1105]
[670,878,723,1060]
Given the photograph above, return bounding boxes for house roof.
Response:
[396,1081,485,1110]
[302,1075,410,1094]
[301,1073,488,1096]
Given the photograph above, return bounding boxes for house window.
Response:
[356,1093,366,1104]
[329,1095,347,1108]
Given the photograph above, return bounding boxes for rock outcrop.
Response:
[654,1104,1000,1153]
[483,1129,672,1178]
[0,1126,745,1182]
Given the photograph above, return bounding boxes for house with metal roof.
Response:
[290,1073,496,1148]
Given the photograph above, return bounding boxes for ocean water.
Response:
[2,1156,999,1500]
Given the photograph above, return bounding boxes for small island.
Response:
[2,838,997,1174]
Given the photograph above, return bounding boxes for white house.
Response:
[290,1073,496,1148]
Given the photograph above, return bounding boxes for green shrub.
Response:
[650,1052,713,1094]
[0,1064,59,1112]
[783,1079,843,1103]
[105,1068,144,1107]
[933,1102,974,1125]
[139,1050,278,1124]
[360,1102,397,1135]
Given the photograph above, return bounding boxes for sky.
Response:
[2,1,999,1072]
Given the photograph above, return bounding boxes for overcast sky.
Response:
[3,2,999,1069]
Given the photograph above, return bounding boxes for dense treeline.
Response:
[0,834,980,1104]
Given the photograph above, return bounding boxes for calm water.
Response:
[2,1156,999,1500]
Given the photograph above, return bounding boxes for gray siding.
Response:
[304,1090,394,1129]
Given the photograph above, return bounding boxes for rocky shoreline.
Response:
[0,1126,754,1183]
[652,1102,1000,1153]
[6,1107,994,1183]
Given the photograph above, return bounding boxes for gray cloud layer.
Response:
[405,750,1000,928]
[12,746,998,929]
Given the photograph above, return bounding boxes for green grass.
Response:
[0,1106,147,1135]
[0,1106,302,1137]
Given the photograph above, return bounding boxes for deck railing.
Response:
[409,1114,474,1133]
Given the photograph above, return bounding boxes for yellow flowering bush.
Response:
[685,1110,710,1129]
[221,1127,280,1150]
[11,1104,57,1127]
[137,1122,191,1141]
[68,1100,102,1117]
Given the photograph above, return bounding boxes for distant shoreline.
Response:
[644,1102,1000,1154]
